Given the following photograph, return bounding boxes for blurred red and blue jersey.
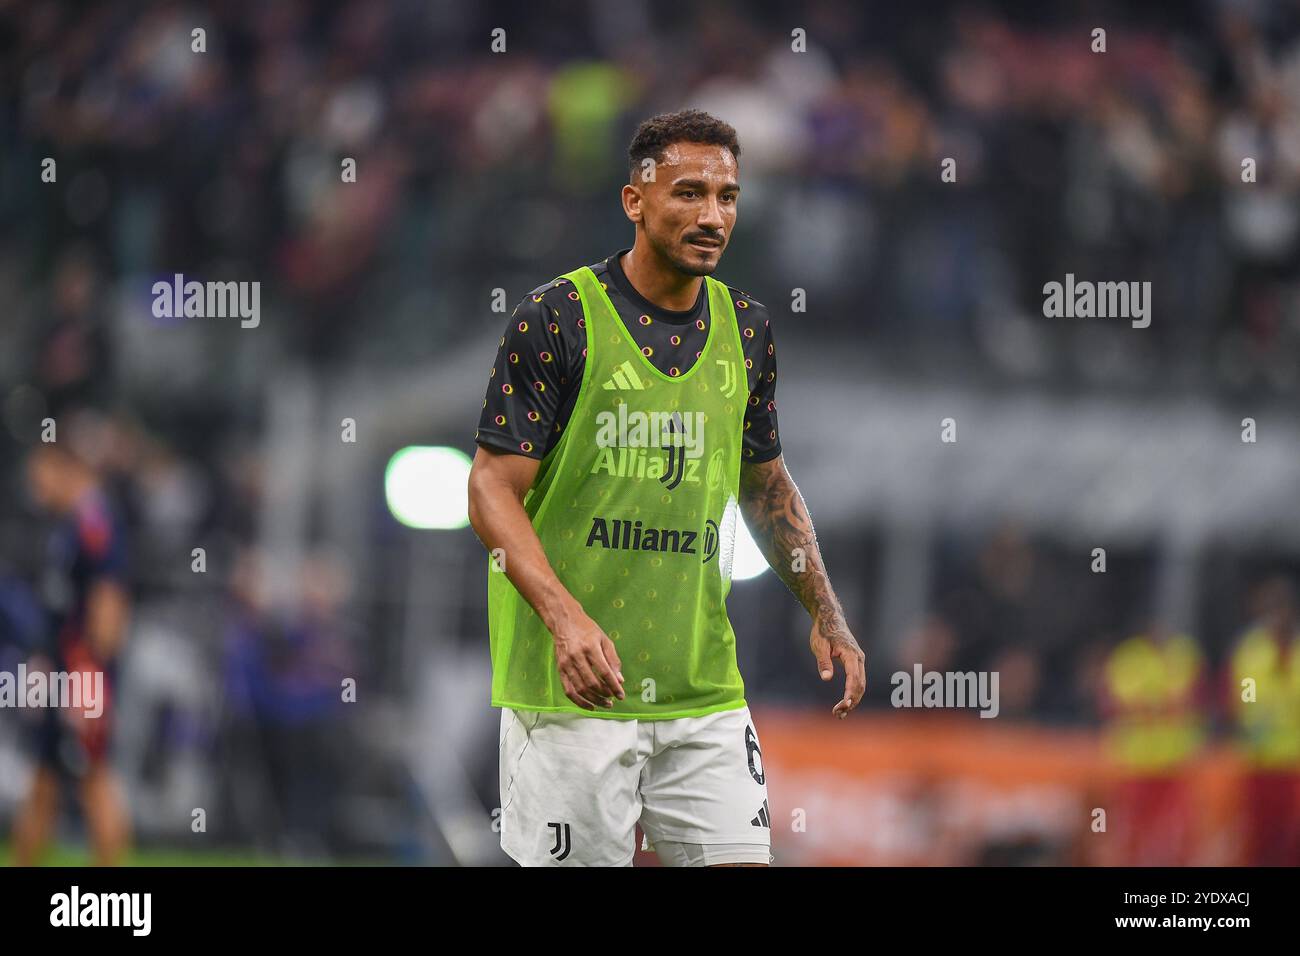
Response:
[40,489,129,665]
[32,489,128,769]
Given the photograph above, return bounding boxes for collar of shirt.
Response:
[604,248,706,326]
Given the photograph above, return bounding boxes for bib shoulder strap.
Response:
[704,274,744,359]
[559,266,597,292]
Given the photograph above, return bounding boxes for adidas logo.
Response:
[601,359,646,391]
[750,799,771,829]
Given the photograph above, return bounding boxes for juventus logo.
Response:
[716,359,738,398]
[659,413,686,491]
[547,821,572,861]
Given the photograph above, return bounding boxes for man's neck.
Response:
[619,242,703,313]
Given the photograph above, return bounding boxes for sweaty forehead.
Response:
[659,143,737,177]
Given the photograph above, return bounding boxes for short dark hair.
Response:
[627,110,740,181]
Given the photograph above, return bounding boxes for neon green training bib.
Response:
[488,265,748,719]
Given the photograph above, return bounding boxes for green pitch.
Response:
[0,841,309,866]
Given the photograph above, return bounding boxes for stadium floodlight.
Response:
[385,445,472,530]
[732,517,769,581]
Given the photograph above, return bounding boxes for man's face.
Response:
[628,142,739,277]
[25,447,66,513]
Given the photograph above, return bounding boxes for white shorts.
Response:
[498,704,773,867]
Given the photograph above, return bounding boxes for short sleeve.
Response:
[474,289,577,459]
[740,302,781,463]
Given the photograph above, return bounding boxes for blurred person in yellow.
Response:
[1098,621,1206,865]
[1228,576,1300,866]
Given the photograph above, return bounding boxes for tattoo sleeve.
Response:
[738,455,846,628]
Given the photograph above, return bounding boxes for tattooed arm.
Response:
[738,454,866,718]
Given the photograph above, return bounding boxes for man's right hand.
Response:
[553,612,625,710]
[467,446,626,711]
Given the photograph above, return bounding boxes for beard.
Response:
[674,252,718,277]
[649,229,720,277]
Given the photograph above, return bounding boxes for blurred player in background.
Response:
[1099,619,1206,865]
[1229,576,1300,866]
[11,422,132,866]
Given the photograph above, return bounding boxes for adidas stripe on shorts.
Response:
[498,703,773,866]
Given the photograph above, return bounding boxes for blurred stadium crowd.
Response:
[0,0,1298,864]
